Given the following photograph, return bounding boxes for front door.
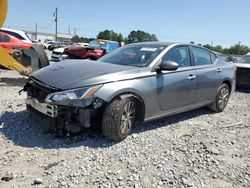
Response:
[155,46,197,112]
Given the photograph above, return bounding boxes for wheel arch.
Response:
[221,79,232,93]
[104,91,146,122]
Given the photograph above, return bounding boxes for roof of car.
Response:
[0,27,26,34]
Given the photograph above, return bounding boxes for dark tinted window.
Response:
[0,34,10,42]
[0,30,25,40]
[162,46,191,67]
[192,47,212,66]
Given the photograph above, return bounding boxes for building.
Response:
[25,30,73,42]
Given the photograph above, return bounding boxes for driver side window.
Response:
[161,47,191,67]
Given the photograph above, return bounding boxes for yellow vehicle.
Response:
[0,0,49,76]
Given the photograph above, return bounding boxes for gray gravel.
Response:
[0,69,250,188]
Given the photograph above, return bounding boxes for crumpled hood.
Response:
[31,60,146,90]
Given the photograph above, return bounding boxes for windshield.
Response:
[98,45,166,67]
[89,40,106,49]
[240,55,250,63]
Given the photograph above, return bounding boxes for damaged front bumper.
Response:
[26,98,99,134]
[25,79,104,134]
[26,98,58,117]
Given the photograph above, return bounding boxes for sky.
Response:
[3,0,250,47]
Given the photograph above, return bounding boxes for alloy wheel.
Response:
[120,101,135,135]
[218,87,229,109]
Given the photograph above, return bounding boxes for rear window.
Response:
[0,34,10,42]
[241,56,250,63]
[0,30,25,40]
[192,47,212,66]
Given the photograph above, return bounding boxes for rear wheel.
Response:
[32,44,50,69]
[209,83,230,112]
[18,44,49,73]
[102,97,136,141]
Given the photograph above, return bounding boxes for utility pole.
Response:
[211,41,213,47]
[35,22,38,40]
[68,25,70,35]
[54,8,58,41]
[74,28,76,36]
[238,41,241,55]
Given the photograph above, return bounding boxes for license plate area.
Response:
[26,98,58,117]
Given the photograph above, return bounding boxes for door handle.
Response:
[216,68,222,73]
[187,75,196,80]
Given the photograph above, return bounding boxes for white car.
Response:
[51,47,67,61]
[43,41,56,49]
[0,28,32,43]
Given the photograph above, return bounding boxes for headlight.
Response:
[45,85,103,107]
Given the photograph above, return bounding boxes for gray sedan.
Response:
[24,42,236,141]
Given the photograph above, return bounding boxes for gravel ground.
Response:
[0,69,250,188]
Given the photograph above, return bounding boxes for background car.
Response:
[43,41,56,49]
[64,39,120,60]
[25,42,236,141]
[51,47,68,61]
[47,41,61,51]
[0,27,32,44]
[0,31,33,51]
[234,53,250,87]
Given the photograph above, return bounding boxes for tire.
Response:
[12,48,23,62]
[48,45,54,51]
[209,83,230,112]
[32,44,50,69]
[102,97,136,141]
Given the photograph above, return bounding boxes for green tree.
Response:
[72,35,80,43]
[126,30,158,44]
[72,35,91,43]
[97,30,124,42]
[227,44,250,55]
[213,45,223,53]
[203,44,223,53]
[203,44,213,50]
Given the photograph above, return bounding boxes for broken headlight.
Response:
[45,85,103,107]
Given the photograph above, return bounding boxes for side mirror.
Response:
[157,61,178,72]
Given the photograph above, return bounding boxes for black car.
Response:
[235,54,250,87]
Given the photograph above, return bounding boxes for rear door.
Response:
[190,46,222,103]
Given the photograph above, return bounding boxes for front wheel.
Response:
[102,97,136,141]
[209,83,230,112]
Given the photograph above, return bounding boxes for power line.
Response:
[37,21,54,29]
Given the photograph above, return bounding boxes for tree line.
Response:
[72,30,250,55]
[202,44,249,55]
[72,30,158,45]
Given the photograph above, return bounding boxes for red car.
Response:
[0,31,32,52]
[64,39,120,60]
